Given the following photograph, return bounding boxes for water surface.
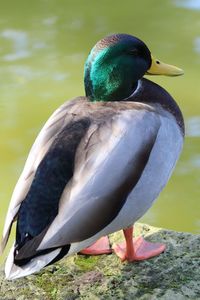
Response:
[0,0,200,264]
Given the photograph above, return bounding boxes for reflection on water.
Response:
[1,30,30,61]
[186,117,200,137]
[194,37,200,54]
[0,0,200,265]
[43,16,58,26]
[175,0,200,10]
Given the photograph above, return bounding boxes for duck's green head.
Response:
[84,34,183,102]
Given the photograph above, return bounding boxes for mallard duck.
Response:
[0,34,184,280]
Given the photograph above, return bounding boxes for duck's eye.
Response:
[156,60,160,64]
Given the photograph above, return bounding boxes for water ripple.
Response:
[174,0,200,10]
[186,116,200,137]
[194,37,200,54]
[1,29,31,61]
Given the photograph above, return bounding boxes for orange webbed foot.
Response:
[113,235,166,262]
[79,236,112,255]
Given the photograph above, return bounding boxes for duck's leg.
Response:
[112,226,166,262]
[80,236,112,255]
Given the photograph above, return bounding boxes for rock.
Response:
[0,223,199,300]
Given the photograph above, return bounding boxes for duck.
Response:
[0,33,184,280]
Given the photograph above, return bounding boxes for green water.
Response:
[0,0,200,264]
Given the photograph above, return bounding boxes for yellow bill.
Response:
[146,55,184,76]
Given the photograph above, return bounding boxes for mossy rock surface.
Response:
[0,223,200,300]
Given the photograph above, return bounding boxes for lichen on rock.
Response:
[0,223,200,300]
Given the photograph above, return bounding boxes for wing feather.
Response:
[0,98,81,253]
[37,107,161,250]
[3,102,161,264]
